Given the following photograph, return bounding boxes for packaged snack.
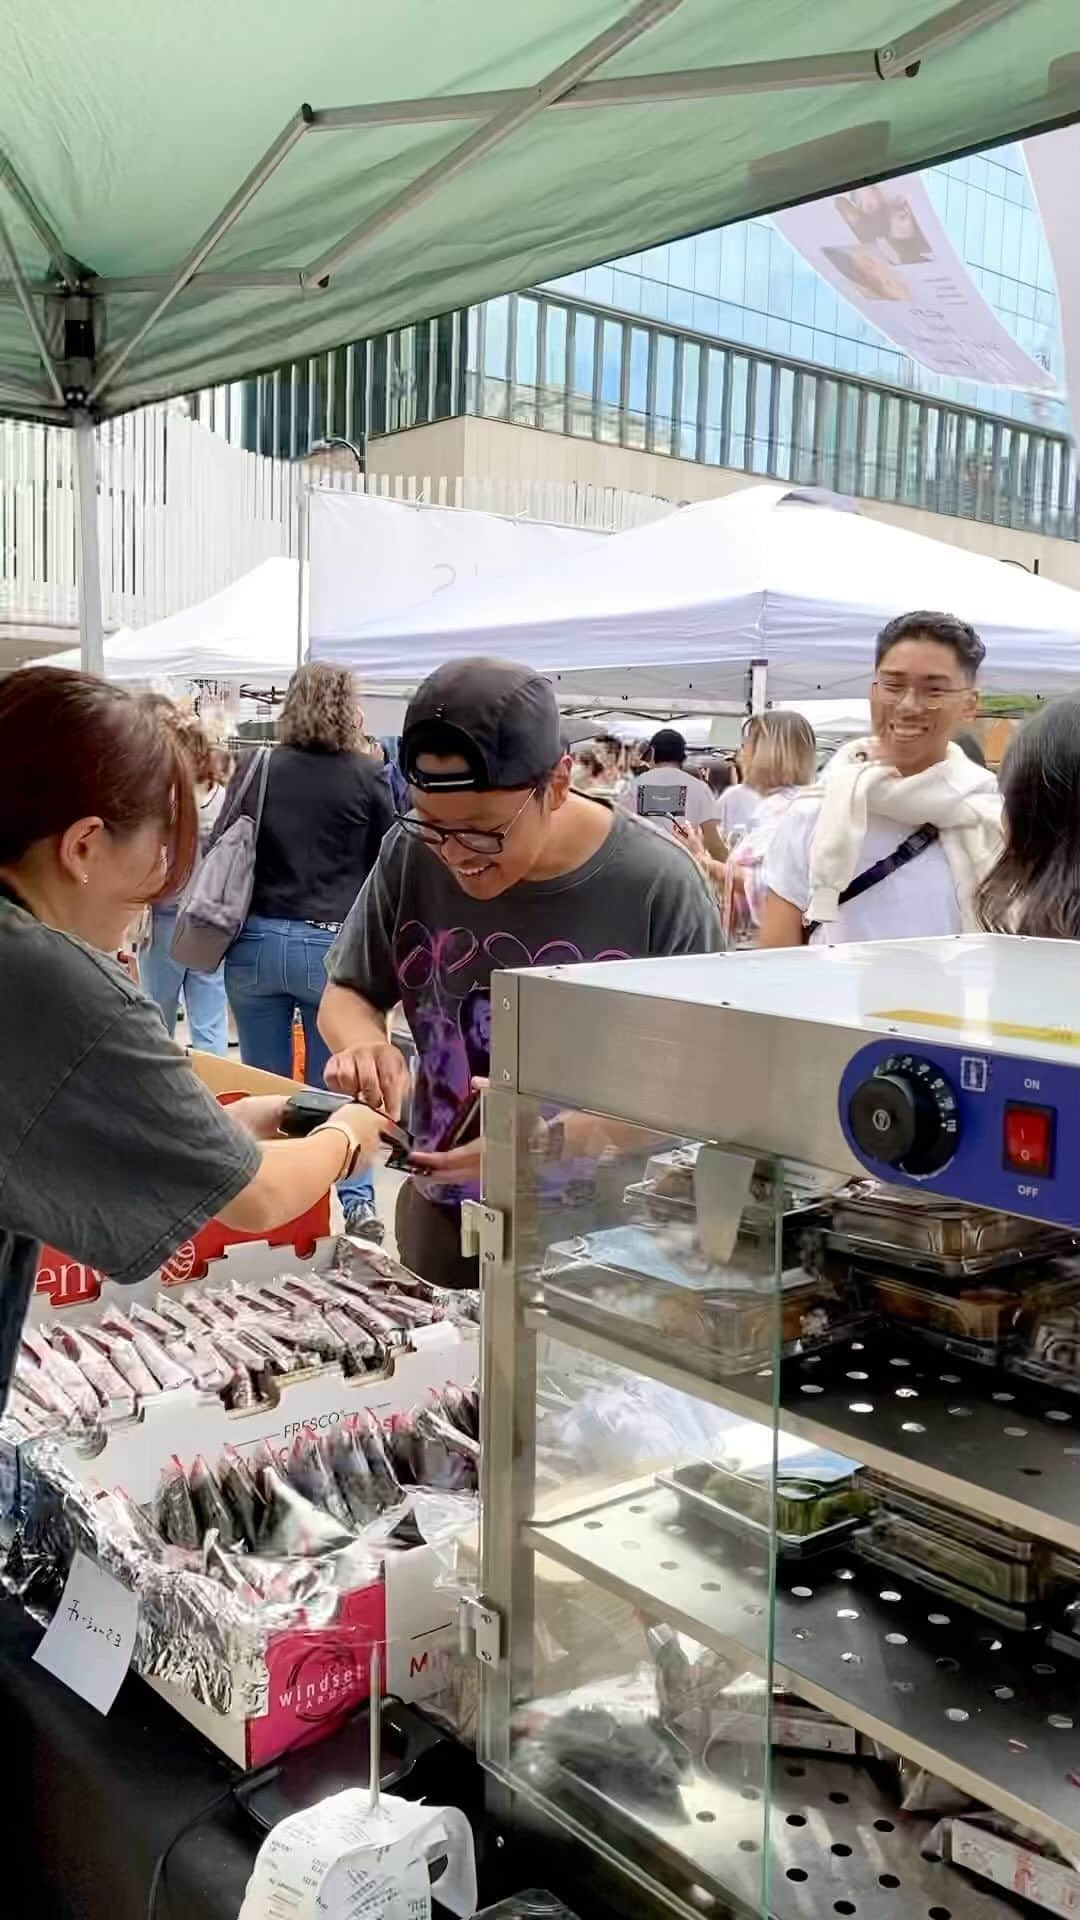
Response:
[154,1455,200,1549]
[189,1453,241,1548]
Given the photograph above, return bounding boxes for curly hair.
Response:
[279,662,360,753]
[137,692,217,787]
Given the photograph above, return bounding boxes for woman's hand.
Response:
[230,1094,290,1140]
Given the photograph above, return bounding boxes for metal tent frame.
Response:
[0,0,1047,667]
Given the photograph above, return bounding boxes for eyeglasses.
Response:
[398,787,537,856]
[874,675,970,711]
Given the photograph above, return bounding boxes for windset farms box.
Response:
[10,1053,479,1765]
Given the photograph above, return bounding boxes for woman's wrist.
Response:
[314,1120,360,1181]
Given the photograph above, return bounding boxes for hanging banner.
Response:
[772,176,1056,394]
[1023,126,1079,436]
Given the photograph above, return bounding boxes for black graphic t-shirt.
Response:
[327,807,722,1209]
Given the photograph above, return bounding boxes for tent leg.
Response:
[295,484,307,669]
[749,658,769,715]
[73,413,105,676]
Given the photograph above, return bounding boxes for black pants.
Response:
[395,1179,479,1290]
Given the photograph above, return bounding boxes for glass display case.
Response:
[476,937,1080,1920]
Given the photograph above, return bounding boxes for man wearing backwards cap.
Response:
[320,657,720,1287]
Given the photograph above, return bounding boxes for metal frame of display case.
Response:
[476,944,1080,1920]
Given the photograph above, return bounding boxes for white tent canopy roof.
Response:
[33,558,302,686]
[313,484,1080,702]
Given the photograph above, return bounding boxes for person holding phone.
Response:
[0,670,383,1413]
[319,658,721,1287]
[618,727,717,840]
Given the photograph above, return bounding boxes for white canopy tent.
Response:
[311,485,1080,704]
[35,558,301,686]
[35,492,603,688]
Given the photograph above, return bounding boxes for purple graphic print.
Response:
[395,921,631,1205]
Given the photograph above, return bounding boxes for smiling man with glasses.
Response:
[759,610,1002,949]
[319,656,720,1285]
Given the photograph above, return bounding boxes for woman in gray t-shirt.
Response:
[0,669,381,1413]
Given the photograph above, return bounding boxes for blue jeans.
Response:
[225,916,374,1214]
[141,906,229,1055]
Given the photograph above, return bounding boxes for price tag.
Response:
[34,1550,138,1714]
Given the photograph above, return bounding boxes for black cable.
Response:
[146,1762,281,1920]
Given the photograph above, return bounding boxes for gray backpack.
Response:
[169,748,271,971]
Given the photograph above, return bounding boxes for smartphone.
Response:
[438,1089,482,1152]
[279,1090,354,1136]
[381,1117,416,1171]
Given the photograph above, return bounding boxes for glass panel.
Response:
[626,326,650,449]
[815,378,838,488]
[571,312,597,437]
[368,337,387,438]
[515,296,540,389]
[490,1103,782,1917]
[750,360,772,475]
[434,315,455,420]
[727,354,749,471]
[774,367,795,480]
[678,342,700,460]
[512,296,540,429]
[483,296,510,380]
[703,348,726,466]
[389,329,415,432]
[542,305,569,433]
[598,319,624,443]
[652,333,676,455]
[413,324,431,428]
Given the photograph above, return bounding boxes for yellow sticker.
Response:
[872,1008,1080,1048]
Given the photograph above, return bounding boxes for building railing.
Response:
[465,292,1080,543]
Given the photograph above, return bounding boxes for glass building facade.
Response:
[195,143,1076,540]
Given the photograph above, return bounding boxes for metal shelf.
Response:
[524,1484,1080,1857]
[528,1304,1080,1556]
[515,1751,1015,1920]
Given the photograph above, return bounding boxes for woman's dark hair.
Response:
[0,668,197,894]
[875,609,986,683]
[977,698,1080,939]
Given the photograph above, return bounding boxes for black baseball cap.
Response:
[400,657,563,792]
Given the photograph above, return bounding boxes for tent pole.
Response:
[296,484,307,669]
[749,659,769,715]
[304,0,685,285]
[73,412,105,677]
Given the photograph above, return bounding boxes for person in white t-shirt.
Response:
[759,611,1002,947]
[619,728,717,839]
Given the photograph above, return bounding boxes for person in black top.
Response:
[224,663,395,1236]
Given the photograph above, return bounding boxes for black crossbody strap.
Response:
[804,823,939,940]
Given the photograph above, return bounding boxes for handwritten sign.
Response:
[34,1551,138,1714]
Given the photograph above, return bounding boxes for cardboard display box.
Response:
[14,1052,478,1765]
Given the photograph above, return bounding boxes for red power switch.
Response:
[1003,1103,1055,1177]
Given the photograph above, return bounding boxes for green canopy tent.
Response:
[1,0,1077,668]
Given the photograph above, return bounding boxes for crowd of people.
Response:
[0,609,1073,1347]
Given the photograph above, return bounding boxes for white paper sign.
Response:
[34,1550,138,1714]
[383,1544,456,1704]
[773,175,1056,393]
[237,1790,476,1920]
